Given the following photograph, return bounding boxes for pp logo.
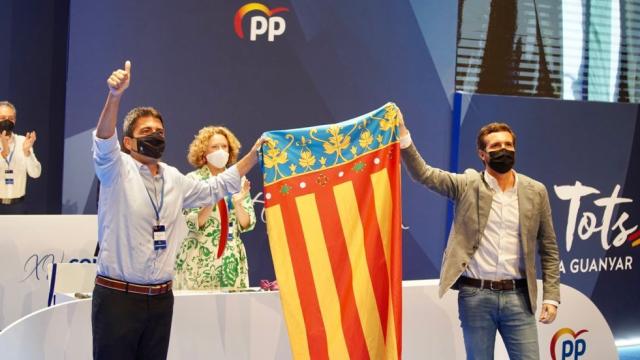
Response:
[234,3,289,42]
[550,328,588,360]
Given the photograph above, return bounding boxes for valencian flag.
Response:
[260,103,402,359]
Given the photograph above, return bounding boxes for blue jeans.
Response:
[458,284,539,360]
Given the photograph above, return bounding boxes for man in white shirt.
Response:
[398,111,560,360]
[0,101,41,214]
[91,61,264,360]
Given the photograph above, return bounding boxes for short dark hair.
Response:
[122,107,164,138]
[476,122,516,150]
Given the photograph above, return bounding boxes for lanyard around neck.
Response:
[144,176,165,223]
[2,141,15,168]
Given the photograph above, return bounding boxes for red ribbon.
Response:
[216,198,228,259]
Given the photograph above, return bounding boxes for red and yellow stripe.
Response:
[265,143,402,359]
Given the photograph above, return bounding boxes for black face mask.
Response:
[0,119,15,135]
[486,148,515,174]
[133,131,165,159]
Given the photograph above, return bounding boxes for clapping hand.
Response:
[0,130,10,145]
[0,130,10,158]
[23,131,36,156]
[233,177,251,203]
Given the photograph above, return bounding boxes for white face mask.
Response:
[206,149,229,169]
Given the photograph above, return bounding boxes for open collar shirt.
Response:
[92,130,240,284]
[464,170,525,281]
[0,134,42,199]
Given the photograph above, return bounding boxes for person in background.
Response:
[175,126,256,290]
[0,101,41,214]
[91,60,264,360]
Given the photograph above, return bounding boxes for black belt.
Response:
[457,276,527,291]
[0,196,24,205]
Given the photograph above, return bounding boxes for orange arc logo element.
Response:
[549,328,589,360]
[234,3,290,39]
[628,229,640,247]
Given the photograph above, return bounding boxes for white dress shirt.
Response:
[464,171,525,281]
[93,130,241,284]
[0,134,42,199]
[465,171,558,306]
[399,133,558,306]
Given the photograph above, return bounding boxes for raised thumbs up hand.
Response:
[107,60,132,96]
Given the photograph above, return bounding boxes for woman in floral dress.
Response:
[175,126,256,289]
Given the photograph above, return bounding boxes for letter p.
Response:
[250,16,268,41]
[574,339,586,359]
[562,340,574,359]
[268,17,286,42]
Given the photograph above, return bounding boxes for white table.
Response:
[0,280,617,359]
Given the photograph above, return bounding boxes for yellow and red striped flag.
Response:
[260,103,402,360]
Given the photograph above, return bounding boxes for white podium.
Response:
[0,280,617,359]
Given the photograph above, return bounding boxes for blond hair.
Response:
[187,126,241,168]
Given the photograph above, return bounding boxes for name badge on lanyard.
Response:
[4,144,15,185]
[145,176,167,251]
[153,225,167,250]
[4,169,14,185]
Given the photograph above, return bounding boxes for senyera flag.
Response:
[260,103,402,360]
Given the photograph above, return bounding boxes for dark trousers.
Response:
[0,200,28,214]
[91,284,174,360]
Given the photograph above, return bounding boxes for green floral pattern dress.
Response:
[174,166,256,289]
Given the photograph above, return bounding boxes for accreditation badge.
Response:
[4,169,14,185]
[153,224,167,250]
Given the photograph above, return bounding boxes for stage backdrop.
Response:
[453,91,640,342]
[62,1,458,286]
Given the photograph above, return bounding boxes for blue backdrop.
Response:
[62,0,458,286]
[60,0,640,344]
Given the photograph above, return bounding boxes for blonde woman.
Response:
[175,126,256,289]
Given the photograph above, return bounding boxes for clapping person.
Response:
[0,101,41,214]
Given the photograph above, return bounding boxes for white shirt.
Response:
[0,134,42,199]
[400,133,558,306]
[464,171,525,281]
[93,130,241,284]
